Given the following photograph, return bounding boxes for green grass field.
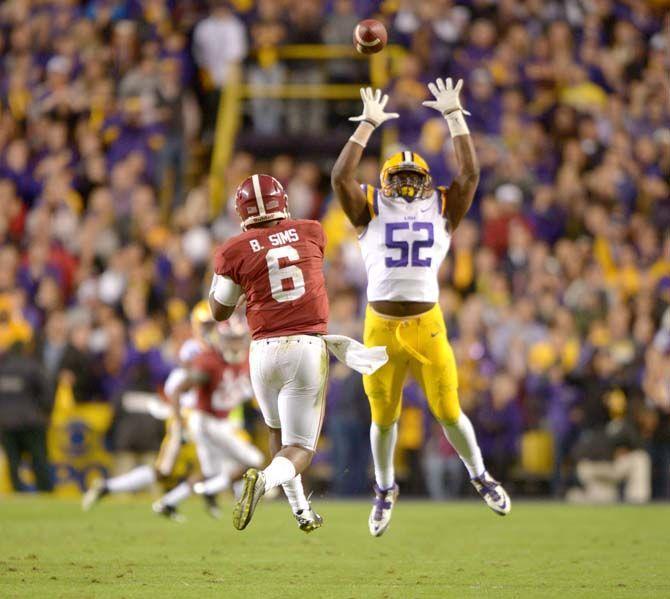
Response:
[0,496,668,599]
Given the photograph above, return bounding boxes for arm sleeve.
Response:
[209,273,242,306]
[164,368,188,399]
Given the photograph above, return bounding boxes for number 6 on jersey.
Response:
[266,246,305,303]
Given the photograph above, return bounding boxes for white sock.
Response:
[161,481,192,507]
[441,412,485,478]
[262,456,296,493]
[370,422,397,490]
[282,475,310,514]
[195,473,231,496]
[106,465,156,493]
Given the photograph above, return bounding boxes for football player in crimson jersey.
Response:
[209,173,331,532]
[151,314,265,522]
[332,81,510,537]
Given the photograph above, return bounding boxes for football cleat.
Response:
[152,501,186,523]
[368,483,399,537]
[202,493,222,520]
[82,478,108,511]
[293,506,323,534]
[232,468,266,531]
[470,471,511,516]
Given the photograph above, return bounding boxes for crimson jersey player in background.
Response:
[151,315,264,521]
[209,174,330,533]
[190,345,248,419]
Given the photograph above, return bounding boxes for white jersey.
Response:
[358,185,451,303]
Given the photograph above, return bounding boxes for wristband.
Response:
[445,110,470,137]
[349,121,376,147]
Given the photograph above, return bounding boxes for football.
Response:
[353,19,388,55]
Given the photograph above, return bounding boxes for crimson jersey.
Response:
[213,219,329,340]
[191,349,251,418]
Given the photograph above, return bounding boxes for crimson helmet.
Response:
[235,174,289,230]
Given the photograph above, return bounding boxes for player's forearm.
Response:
[445,118,480,229]
[331,123,371,185]
[331,124,373,226]
[452,134,480,197]
[209,296,234,322]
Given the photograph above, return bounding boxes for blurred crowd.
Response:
[1,0,669,501]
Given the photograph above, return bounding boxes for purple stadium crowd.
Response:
[0,0,669,501]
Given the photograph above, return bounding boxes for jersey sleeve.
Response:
[436,186,449,219]
[213,241,239,282]
[164,367,188,398]
[178,339,201,364]
[360,184,379,219]
[313,220,326,251]
[209,273,242,306]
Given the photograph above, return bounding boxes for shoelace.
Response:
[373,488,393,521]
[474,477,501,503]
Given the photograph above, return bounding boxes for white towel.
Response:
[322,334,388,375]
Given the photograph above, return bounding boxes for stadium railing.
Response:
[209,44,407,216]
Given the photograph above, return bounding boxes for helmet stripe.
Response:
[251,174,266,216]
[403,150,411,163]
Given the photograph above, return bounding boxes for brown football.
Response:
[353,19,388,55]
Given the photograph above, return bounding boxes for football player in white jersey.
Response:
[332,79,511,537]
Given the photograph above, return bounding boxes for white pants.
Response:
[187,411,263,478]
[250,335,328,450]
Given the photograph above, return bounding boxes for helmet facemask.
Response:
[383,169,433,202]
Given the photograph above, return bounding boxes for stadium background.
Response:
[0,0,668,505]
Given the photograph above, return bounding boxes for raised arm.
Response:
[331,88,398,229]
[423,78,480,230]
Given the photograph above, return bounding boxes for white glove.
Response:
[422,77,471,116]
[349,87,399,128]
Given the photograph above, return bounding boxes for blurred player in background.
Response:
[209,174,386,532]
[332,79,511,537]
[152,313,264,522]
[82,302,221,515]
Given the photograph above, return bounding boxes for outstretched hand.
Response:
[422,77,471,116]
[349,87,400,128]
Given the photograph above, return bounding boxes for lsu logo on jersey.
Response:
[358,185,451,304]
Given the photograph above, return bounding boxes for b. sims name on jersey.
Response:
[249,228,299,252]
